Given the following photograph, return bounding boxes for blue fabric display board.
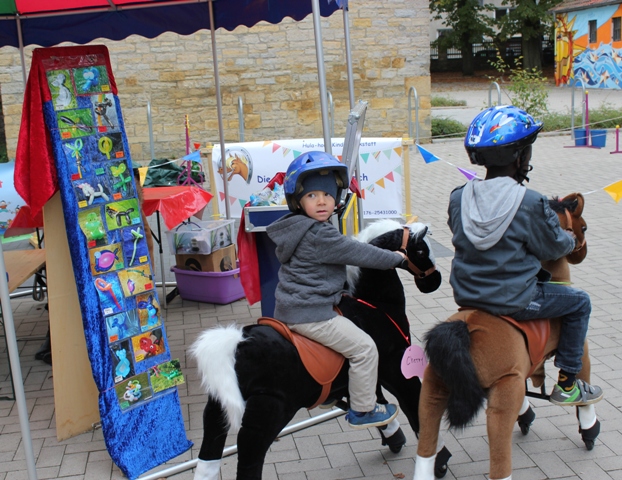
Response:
[24,45,192,479]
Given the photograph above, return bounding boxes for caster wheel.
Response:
[579,418,600,451]
[378,426,406,453]
[434,446,452,479]
[517,406,536,435]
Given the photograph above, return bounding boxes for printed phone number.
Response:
[364,210,399,216]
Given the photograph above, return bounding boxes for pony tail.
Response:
[424,321,486,428]
[189,325,246,430]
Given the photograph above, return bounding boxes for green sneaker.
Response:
[550,379,603,406]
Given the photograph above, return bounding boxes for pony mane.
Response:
[346,219,430,289]
[549,196,578,214]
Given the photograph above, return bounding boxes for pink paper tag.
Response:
[400,345,427,379]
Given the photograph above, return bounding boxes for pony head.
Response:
[549,192,587,265]
[348,219,442,293]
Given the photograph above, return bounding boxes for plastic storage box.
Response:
[166,219,234,255]
[171,265,245,304]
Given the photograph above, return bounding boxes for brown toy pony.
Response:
[413,193,599,480]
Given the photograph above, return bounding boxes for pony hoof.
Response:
[434,446,452,479]
[579,419,600,451]
[378,426,406,453]
[517,406,536,435]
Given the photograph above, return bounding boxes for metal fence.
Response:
[430,38,551,61]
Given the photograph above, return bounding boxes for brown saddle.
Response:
[457,309,552,379]
[258,317,346,409]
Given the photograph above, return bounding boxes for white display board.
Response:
[212,138,404,220]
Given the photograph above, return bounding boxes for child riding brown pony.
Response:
[413,193,600,480]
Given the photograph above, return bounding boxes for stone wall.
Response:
[0,0,431,164]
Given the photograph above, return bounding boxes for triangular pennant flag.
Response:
[349,177,362,197]
[293,150,301,158]
[193,142,202,150]
[138,166,148,186]
[385,172,395,182]
[360,189,365,200]
[394,146,403,157]
[361,153,370,163]
[182,150,202,163]
[263,141,271,147]
[373,151,381,160]
[383,149,392,159]
[416,144,440,163]
[604,179,622,202]
[376,178,386,189]
[229,196,237,206]
[219,192,225,201]
[394,165,403,176]
[239,199,248,209]
[457,167,479,181]
[272,143,281,153]
[282,148,290,157]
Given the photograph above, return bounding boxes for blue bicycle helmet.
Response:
[465,105,543,167]
[284,151,349,212]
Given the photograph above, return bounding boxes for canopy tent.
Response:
[0,0,340,48]
[0,1,355,479]
[0,0,353,216]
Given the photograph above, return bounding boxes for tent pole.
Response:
[342,7,355,109]
[341,4,363,229]
[16,14,27,86]
[0,241,38,480]
[311,0,332,154]
[147,100,155,161]
[208,0,230,220]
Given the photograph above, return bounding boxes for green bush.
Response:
[488,55,549,118]
[431,96,467,107]
[432,117,467,139]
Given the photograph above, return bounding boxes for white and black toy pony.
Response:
[190,219,450,480]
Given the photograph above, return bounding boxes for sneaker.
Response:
[346,403,399,429]
[550,379,603,406]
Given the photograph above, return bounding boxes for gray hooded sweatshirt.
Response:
[448,177,575,315]
[266,213,403,324]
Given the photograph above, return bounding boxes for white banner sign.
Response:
[212,138,404,220]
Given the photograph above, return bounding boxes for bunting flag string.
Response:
[603,180,622,202]
[218,140,405,211]
[416,143,480,181]
[415,144,622,203]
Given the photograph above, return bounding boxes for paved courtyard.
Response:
[1,132,622,479]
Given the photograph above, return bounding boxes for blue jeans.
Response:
[511,283,591,375]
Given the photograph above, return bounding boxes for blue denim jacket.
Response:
[448,185,575,315]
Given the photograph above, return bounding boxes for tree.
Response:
[499,0,563,70]
[430,0,495,76]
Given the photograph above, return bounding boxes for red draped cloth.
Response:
[14,46,117,217]
[142,186,213,230]
[237,172,285,305]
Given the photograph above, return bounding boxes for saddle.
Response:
[257,317,345,409]
[457,309,552,379]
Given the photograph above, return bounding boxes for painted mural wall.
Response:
[555,4,622,88]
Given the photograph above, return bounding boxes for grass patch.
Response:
[541,105,622,132]
[431,105,622,140]
[432,117,467,139]
[431,96,467,107]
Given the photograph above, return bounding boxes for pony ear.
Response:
[410,225,428,244]
[562,192,584,217]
